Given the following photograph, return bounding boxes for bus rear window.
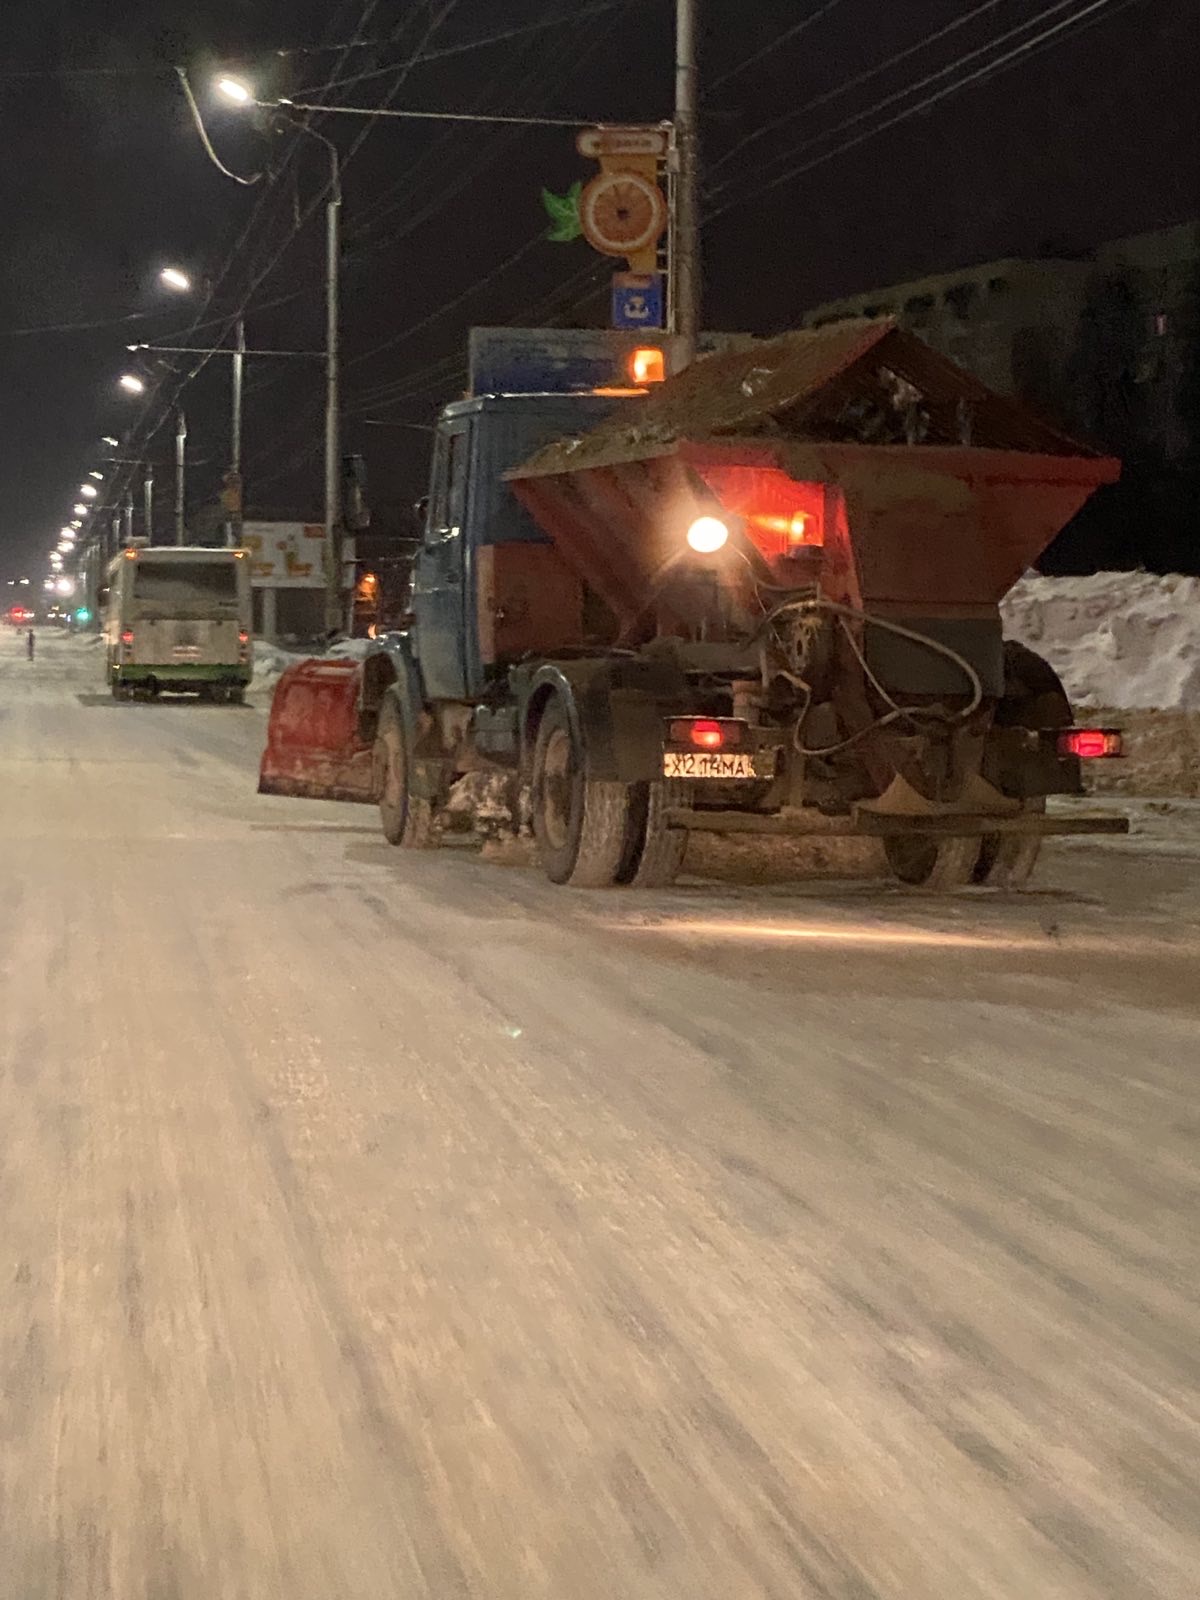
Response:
[133,561,238,606]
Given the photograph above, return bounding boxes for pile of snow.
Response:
[326,637,372,661]
[251,640,307,697]
[1002,572,1200,712]
[250,635,374,698]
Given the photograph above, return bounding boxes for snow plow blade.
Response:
[257,658,376,803]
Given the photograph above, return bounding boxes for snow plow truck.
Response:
[259,320,1126,890]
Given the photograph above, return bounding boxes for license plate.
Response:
[172,646,201,659]
[663,751,759,780]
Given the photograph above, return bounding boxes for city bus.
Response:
[104,546,253,702]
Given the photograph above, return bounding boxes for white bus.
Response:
[104,546,253,702]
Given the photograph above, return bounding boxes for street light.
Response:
[70,518,82,528]
[216,76,252,104]
[102,435,119,448]
[220,79,341,627]
[80,483,98,499]
[160,266,192,293]
[88,470,104,481]
[119,373,146,394]
[73,503,88,517]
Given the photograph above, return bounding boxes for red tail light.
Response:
[668,717,745,750]
[238,630,249,645]
[1057,728,1122,759]
[120,629,134,645]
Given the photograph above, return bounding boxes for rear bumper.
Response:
[664,807,1129,840]
[115,664,252,685]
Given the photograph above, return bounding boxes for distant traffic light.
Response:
[74,607,91,624]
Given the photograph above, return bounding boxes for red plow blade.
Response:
[257,658,376,803]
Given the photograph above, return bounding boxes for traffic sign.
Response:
[576,125,670,160]
[612,272,665,331]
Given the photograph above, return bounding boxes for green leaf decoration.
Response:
[542,181,583,243]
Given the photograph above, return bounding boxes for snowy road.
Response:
[3,633,1199,1600]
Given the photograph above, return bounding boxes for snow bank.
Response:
[1001,572,1200,712]
[251,640,307,697]
[250,635,371,698]
[326,637,372,661]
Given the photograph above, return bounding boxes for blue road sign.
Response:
[611,272,665,331]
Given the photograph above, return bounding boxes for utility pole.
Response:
[323,145,343,634]
[229,317,245,546]
[175,410,188,545]
[122,488,134,547]
[143,463,154,544]
[674,0,701,368]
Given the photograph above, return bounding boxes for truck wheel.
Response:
[374,699,435,848]
[616,781,690,888]
[531,698,630,887]
[884,834,978,890]
[974,800,1044,888]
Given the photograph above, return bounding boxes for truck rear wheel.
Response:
[374,699,435,848]
[974,800,1044,888]
[884,834,979,890]
[616,781,690,888]
[531,698,630,887]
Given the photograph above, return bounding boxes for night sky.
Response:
[1,0,1195,582]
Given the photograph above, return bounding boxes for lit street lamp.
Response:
[219,74,341,627]
[102,435,119,448]
[80,483,98,499]
[88,470,104,481]
[160,266,192,293]
[216,76,252,104]
[119,373,146,395]
[72,503,88,517]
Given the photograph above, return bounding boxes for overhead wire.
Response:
[346,0,628,243]
[710,0,850,92]
[102,0,381,513]
[244,2,628,478]
[299,3,626,95]
[708,0,1140,219]
[233,1,468,484]
[707,0,1011,185]
[709,0,1126,203]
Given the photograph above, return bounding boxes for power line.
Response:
[707,0,1011,185]
[711,0,850,92]
[104,0,382,510]
[710,0,1141,219]
[300,3,626,94]
[709,0,1118,201]
[348,0,628,242]
[224,3,466,484]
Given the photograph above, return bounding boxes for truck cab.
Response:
[411,391,616,703]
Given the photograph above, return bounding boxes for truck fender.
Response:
[370,639,449,807]
[357,632,422,743]
[518,657,690,783]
